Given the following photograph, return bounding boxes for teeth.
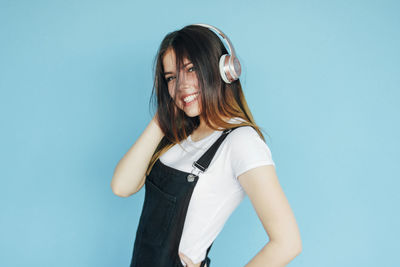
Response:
[183,93,199,103]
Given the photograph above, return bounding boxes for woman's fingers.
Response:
[179,252,207,267]
[179,252,194,266]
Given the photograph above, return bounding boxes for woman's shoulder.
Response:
[226,117,262,141]
[226,126,262,146]
[223,118,275,177]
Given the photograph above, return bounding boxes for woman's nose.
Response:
[178,71,189,82]
[177,73,191,88]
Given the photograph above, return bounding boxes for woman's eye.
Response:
[166,76,175,82]
[188,67,195,72]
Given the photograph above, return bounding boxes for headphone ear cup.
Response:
[231,57,241,80]
[219,54,231,83]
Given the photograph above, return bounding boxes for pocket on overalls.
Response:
[139,178,177,246]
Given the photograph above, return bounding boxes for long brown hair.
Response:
[146,24,269,175]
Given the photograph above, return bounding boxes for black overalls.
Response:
[130,127,238,267]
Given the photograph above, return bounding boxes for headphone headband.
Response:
[192,23,237,59]
[190,23,242,83]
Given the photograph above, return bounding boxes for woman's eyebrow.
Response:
[164,62,193,75]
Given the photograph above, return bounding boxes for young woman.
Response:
[111,24,302,267]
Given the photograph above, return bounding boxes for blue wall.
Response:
[1,0,399,266]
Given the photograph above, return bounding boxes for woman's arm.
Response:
[238,165,302,267]
[111,114,164,197]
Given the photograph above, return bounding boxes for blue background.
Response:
[1,0,399,266]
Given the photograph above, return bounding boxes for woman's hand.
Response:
[178,252,206,267]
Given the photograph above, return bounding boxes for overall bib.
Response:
[130,127,239,267]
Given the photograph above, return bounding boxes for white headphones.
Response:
[191,23,242,84]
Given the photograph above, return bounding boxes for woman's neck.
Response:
[188,118,213,142]
[190,116,232,142]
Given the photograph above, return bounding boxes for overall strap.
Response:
[192,126,240,173]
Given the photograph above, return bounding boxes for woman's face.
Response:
[162,48,201,117]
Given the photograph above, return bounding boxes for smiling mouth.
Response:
[182,92,199,105]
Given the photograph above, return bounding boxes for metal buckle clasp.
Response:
[187,162,204,182]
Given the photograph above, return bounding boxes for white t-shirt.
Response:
[159,118,275,265]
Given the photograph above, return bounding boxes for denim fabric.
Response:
[130,128,238,267]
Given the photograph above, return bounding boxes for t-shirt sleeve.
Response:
[227,126,275,179]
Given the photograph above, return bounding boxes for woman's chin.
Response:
[184,111,200,117]
[180,104,200,117]
[183,108,201,117]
